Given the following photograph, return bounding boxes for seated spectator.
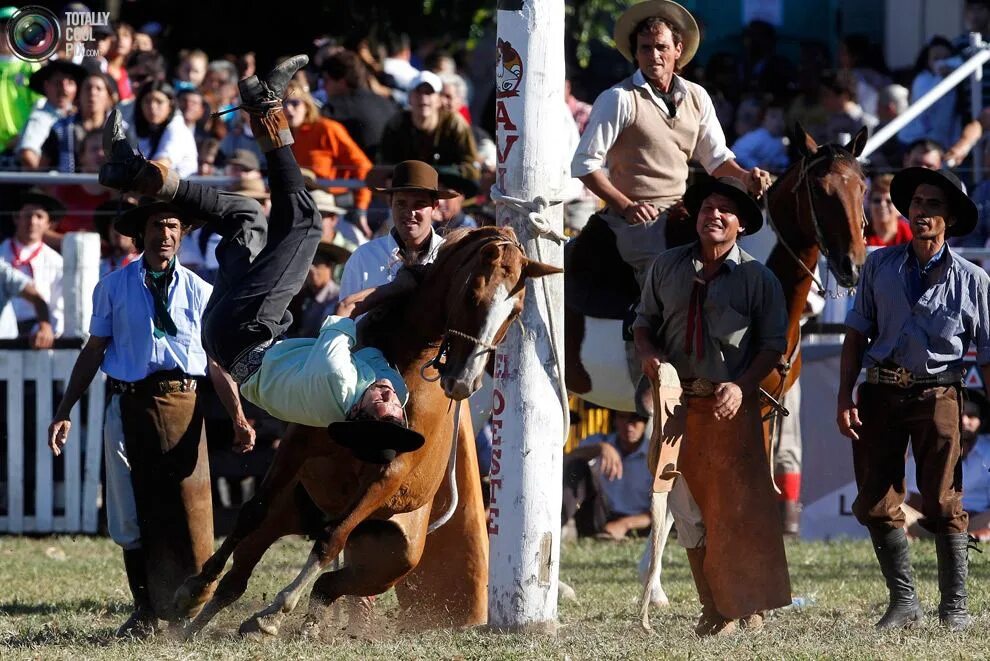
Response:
[869,84,910,170]
[733,94,765,144]
[320,49,400,158]
[561,410,653,540]
[434,168,479,234]
[132,25,156,52]
[198,137,221,176]
[174,49,208,92]
[379,70,480,182]
[0,258,54,349]
[0,7,40,152]
[19,60,87,170]
[382,32,419,92]
[439,72,472,125]
[93,199,141,278]
[293,241,351,338]
[820,69,877,144]
[133,80,198,178]
[284,80,373,218]
[0,190,64,339]
[865,174,912,247]
[565,77,593,135]
[311,189,361,263]
[42,72,117,173]
[731,100,789,171]
[178,89,210,142]
[838,34,890,118]
[106,22,135,101]
[202,59,240,123]
[47,130,112,247]
[903,138,944,170]
[904,389,990,541]
[224,148,263,189]
[899,36,962,151]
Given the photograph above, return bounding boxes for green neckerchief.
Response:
[144,257,178,338]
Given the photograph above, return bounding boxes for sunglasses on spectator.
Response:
[284,98,303,107]
[870,196,895,206]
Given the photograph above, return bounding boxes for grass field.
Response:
[0,535,988,660]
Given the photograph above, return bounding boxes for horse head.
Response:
[431,226,560,400]
[769,124,868,288]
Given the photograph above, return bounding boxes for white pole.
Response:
[860,45,990,160]
[489,0,566,633]
[61,232,101,339]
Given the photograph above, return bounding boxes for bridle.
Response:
[764,146,866,297]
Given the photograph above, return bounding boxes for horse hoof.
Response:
[173,576,213,619]
[239,614,280,638]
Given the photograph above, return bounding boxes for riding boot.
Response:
[868,527,923,629]
[116,547,158,638]
[935,532,972,631]
[236,54,308,153]
[98,109,179,198]
[686,546,736,636]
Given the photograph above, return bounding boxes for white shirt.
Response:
[138,113,198,178]
[339,230,444,300]
[571,70,734,179]
[0,238,63,337]
[383,58,420,91]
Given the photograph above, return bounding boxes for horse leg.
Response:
[183,484,304,638]
[303,514,428,638]
[174,427,325,617]
[238,471,406,637]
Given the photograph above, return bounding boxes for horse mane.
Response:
[356,226,521,362]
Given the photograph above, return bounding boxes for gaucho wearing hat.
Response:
[633,176,792,635]
[839,166,990,632]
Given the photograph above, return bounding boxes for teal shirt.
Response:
[240,315,408,427]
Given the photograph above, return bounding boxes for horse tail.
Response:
[639,490,671,632]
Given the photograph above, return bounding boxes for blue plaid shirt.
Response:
[846,243,990,374]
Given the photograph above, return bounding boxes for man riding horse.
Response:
[98,55,425,464]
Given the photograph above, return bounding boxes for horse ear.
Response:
[792,122,818,157]
[845,126,869,157]
[523,258,563,279]
[481,243,502,262]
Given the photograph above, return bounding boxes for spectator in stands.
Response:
[320,50,399,157]
[731,99,789,171]
[741,20,795,102]
[434,168,479,234]
[0,6,40,152]
[733,94,765,144]
[379,70,480,182]
[561,410,653,540]
[565,78,593,135]
[820,69,877,144]
[133,81,199,178]
[197,137,221,176]
[786,41,830,144]
[382,32,419,91]
[202,60,239,122]
[283,80,373,222]
[107,22,135,101]
[133,25,156,52]
[899,36,962,151]
[0,190,64,339]
[174,49,209,92]
[838,34,889,118]
[224,149,263,188]
[311,189,360,259]
[903,138,944,170]
[954,0,990,51]
[865,174,912,247]
[0,258,54,348]
[19,60,87,170]
[48,130,112,246]
[293,241,351,338]
[42,72,117,173]
[439,72,472,125]
[178,89,209,142]
[94,199,141,278]
[869,84,910,170]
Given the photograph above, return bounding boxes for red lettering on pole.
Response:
[495,100,517,131]
[490,448,502,475]
[492,388,505,415]
[496,134,518,165]
[488,508,500,535]
[497,167,507,189]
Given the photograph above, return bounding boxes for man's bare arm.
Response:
[49,336,110,455]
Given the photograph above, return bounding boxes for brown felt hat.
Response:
[113,200,205,238]
[373,160,459,199]
[613,0,700,67]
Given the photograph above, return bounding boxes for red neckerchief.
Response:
[10,239,44,278]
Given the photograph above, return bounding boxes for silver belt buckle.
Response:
[894,367,914,388]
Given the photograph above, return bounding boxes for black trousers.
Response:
[171,147,321,371]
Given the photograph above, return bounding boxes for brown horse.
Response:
[637,126,870,626]
[174,226,560,637]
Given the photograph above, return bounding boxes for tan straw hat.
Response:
[613,0,700,66]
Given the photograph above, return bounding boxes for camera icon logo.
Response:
[6,6,61,62]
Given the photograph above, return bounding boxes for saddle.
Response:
[564,205,696,321]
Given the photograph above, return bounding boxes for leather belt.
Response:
[865,365,964,389]
[109,375,198,396]
[681,378,716,397]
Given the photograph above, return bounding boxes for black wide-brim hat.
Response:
[683,176,764,234]
[327,419,426,465]
[19,188,66,220]
[29,60,88,95]
[890,167,977,237]
[113,200,205,238]
[315,240,352,264]
[436,166,480,198]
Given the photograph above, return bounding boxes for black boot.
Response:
[235,55,308,152]
[869,527,923,629]
[98,109,178,197]
[116,547,158,638]
[935,532,972,631]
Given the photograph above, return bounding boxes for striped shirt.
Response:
[845,243,990,374]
